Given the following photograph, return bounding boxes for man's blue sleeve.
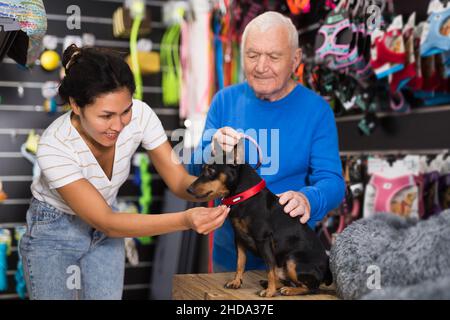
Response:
[299,104,346,224]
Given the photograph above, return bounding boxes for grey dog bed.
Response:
[329,210,450,300]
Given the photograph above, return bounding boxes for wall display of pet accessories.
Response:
[317,148,450,251]
[299,0,450,136]
[0,0,186,300]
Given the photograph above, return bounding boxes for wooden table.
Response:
[172,270,338,300]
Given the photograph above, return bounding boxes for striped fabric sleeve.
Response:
[139,101,168,150]
[36,136,84,189]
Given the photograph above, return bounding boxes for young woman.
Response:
[19,44,229,300]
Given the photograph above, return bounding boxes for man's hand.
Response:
[212,127,243,153]
[277,191,311,224]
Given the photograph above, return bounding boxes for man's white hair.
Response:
[240,11,299,62]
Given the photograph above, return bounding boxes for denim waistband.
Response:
[30,196,71,216]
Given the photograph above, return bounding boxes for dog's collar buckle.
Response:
[221,180,266,206]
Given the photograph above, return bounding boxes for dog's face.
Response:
[187,139,244,200]
[187,163,241,200]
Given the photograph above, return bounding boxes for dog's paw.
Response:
[224,279,242,289]
[257,289,276,298]
[259,280,268,289]
[280,286,309,296]
[279,287,295,296]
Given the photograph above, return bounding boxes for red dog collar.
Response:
[221,180,266,206]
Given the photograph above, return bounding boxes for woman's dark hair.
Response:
[59,44,135,108]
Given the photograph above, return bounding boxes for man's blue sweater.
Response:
[189,82,345,271]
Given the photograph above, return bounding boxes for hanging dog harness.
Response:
[315,9,353,61]
[421,5,450,57]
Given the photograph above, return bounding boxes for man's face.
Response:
[244,25,301,101]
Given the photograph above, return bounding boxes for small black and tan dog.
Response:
[187,140,332,297]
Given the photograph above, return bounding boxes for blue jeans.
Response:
[19,197,125,300]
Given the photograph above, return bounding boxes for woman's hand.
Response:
[185,205,230,234]
[278,191,311,224]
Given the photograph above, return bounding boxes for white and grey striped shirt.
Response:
[31,99,167,215]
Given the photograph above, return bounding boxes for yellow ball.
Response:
[40,50,60,71]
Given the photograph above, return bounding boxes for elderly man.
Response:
[191,11,345,272]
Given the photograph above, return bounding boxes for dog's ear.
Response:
[223,138,244,166]
[211,139,227,164]
[212,139,224,155]
[234,138,245,165]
